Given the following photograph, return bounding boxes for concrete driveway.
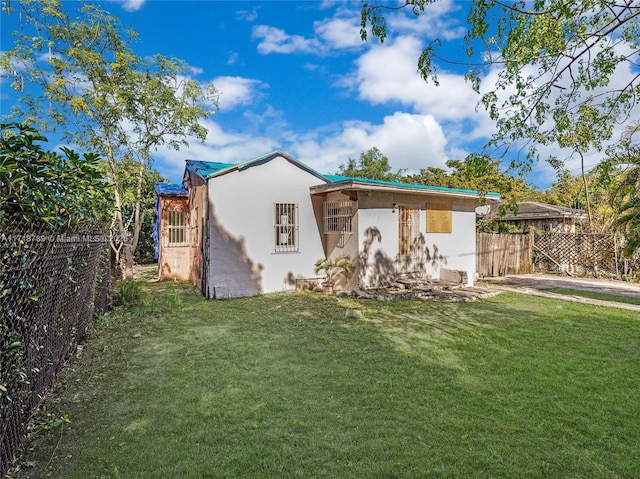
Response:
[479,274,640,312]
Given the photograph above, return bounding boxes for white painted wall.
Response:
[423,207,477,285]
[206,156,326,297]
[357,197,477,288]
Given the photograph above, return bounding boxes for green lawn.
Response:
[544,286,640,306]
[11,279,640,478]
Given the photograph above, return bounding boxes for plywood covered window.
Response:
[167,210,187,246]
[398,206,420,258]
[275,203,298,252]
[426,203,452,233]
[323,201,353,234]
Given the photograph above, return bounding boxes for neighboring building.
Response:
[154,151,500,299]
[154,183,190,280]
[484,201,588,233]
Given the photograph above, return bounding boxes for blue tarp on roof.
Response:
[185,160,234,179]
[153,183,188,259]
[154,182,188,196]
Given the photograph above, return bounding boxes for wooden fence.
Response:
[476,232,534,277]
[477,232,623,278]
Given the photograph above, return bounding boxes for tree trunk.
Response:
[579,149,593,229]
[122,242,135,280]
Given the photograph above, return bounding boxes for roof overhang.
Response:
[310,179,500,200]
[498,213,588,221]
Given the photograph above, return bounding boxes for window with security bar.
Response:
[275,203,298,252]
[167,210,187,246]
[323,201,353,234]
[398,206,419,258]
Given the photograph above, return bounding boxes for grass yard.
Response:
[544,287,640,307]
[9,279,640,478]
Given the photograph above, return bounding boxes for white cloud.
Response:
[236,7,259,22]
[348,35,497,162]
[152,111,450,183]
[354,36,484,122]
[290,112,449,175]
[313,15,362,49]
[212,76,267,111]
[152,119,278,180]
[252,9,363,55]
[226,52,239,65]
[111,0,145,13]
[252,25,321,54]
[386,0,466,41]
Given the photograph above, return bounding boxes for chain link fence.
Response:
[0,216,111,476]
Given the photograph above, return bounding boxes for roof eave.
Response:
[311,180,499,199]
[497,213,588,221]
[206,150,329,183]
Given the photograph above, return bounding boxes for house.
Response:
[484,201,587,233]
[154,151,500,298]
[154,183,190,280]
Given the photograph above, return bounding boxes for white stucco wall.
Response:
[357,196,477,288]
[424,206,477,285]
[206,156,326,298]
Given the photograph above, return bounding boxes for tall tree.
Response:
[405,154,537,200]
[104,157,166,265]
[361,1,640,172]
[608,122,640,256]
[337,147,405,181]
[1,0,218,278]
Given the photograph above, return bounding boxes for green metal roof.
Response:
[181,153,500,198]
[323,175,501,198]
[185,159,234,179]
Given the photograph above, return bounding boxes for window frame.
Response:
[274,203,299,253]
[323,200,353,234]
[167,210,188,247]
[398,205,420,259]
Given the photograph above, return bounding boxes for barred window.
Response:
[275,203,298,252]
[167,210,187,246]
[323,201,353,234]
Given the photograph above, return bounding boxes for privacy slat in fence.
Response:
[476,232,534,277]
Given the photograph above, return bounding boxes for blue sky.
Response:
[1,0,634,189]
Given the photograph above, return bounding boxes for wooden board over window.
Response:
[426,203,452,233]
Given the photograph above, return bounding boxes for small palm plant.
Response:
[314,255,354,293]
